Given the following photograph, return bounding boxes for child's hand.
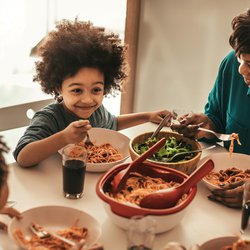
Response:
[0,206,22,231]
[149,110,172,126]
[63,120,92,144]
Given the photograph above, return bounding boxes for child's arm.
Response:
[17,120,91,167]
[116,110,171,130]
[0,206,21,231]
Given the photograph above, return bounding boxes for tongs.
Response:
[150,114,172,138]
[112,137,166,194]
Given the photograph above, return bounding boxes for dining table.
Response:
[0,122,243,250]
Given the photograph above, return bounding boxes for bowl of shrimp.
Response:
[129,131,202,175]
[59,128,130,172]
[96,161,197,233]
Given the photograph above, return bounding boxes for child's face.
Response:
[61,67,105,118]
[0,179,9,210]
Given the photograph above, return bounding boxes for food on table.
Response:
[13,222,88,249]
[229,133,241,157]
[204,167,250,187]
[133,136,195,162]
[76,142,123,163]
[108,172,187,206]
[222,237,250,250]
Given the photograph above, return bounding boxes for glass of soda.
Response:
[62,144,87,199]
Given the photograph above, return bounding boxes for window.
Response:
[0,0,126,115]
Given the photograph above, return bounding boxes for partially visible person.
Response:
[171,8,250,208]
[171,8,250,156]
[13,19,171,167]
[0,136,21,231]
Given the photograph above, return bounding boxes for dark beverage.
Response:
[128,246,151,250]
[63,159,86,198]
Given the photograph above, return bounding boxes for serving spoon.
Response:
[112,137,166,194]
[139,158,214,209]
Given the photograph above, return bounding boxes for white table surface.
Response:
[0,122,243,250]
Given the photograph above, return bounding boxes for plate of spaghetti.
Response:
[8,205,101,250]
[59,128,130,172]
[199,152,250,191]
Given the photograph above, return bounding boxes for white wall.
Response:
[134,0,250,113]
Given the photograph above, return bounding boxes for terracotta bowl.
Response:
[96,162,197,233]
[129,131,202,175]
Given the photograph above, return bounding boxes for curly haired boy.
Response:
[14,19,170,167]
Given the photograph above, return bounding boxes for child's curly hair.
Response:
[0,136,9,190]
[34,19,127,100]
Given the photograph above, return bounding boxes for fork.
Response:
[85,133,94,146]
[162,145,216,162]
[29,223,86,250]
[198,127,233,141]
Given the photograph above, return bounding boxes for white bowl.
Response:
[199,236,238,250]
[200,152,250,191]
[8,205,101,249]
[101,201,190,234]
[59,128,130,172]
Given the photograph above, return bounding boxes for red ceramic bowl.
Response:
[96,162,197,233]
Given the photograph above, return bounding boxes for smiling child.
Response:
[13,19,170,167]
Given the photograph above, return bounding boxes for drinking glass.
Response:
[241,179,250,240]
[62,145,87,199]
[126,215,156,250]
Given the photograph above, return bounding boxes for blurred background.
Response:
[0,0,126,115]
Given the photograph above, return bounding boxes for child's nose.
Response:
[81,92,93,103]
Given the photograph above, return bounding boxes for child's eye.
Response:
[71,88,82,94]
[92,87,104,94]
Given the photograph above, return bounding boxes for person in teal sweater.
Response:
[171,8,250,208]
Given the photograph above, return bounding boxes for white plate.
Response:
[199,236,238,250]
[59,127,130,172]
[8,205,101,249]
[199,152,250,191]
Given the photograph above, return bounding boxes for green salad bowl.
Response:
[129,131,202,175]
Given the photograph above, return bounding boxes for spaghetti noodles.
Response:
[85,143,123,163]
[205,167,250,187]
[109,172,187,206]
[13,223,88,250]
[229,133,241,157]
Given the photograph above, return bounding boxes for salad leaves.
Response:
[133,136,195,162]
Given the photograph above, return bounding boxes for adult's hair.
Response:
[0,136,9,190]
[34,19,127,100]
[229,8,250,56]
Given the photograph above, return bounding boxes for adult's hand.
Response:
[207,181,244,208]
[170,112,213,139]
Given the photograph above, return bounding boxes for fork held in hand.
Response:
[85,133,94,146]
[198,127,234,141]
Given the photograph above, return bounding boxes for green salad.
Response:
[133,136,195,163]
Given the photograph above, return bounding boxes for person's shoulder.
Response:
[38,102,63,115]
[223,50,237,63]
[219,50,238,71]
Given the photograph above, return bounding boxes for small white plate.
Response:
[59,127,130,172]
[199,152,250,191]
[8,205,101,249]
[199,236,238,250]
